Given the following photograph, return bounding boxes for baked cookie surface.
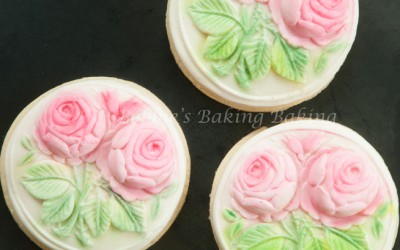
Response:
[1,77,190,250]
[210,120,398,249]
[167,0,359,111]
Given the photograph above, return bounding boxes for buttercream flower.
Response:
[237,0,268,4]
[35,93,106,165]
[232,149,298,222]
[96,122,175,201]
[269,0,351,48]
[300,148,382,229]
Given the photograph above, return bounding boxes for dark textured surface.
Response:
[0,0,399,249]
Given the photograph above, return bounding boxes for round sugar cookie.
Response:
[210,120,398,249]
[167,0,359,112]
[0,77,190,250]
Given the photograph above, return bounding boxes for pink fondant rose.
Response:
[285,132,324,163]
[300,148,382,229]
[269,0,351,48]
[35,93,106,165]
[102,91,144,128]
[232,149,298,222]
[84,91,145,163]
[96,122,175,201]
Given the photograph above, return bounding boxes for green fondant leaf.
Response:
[110,194,145,232]
[19,151,36,166]
[371,218,383,239]
[52,167,94,241]
[188,0,240,35]
[190,1,277,87]
[226,219,244,240]
[240,5,250,28]
[247,4,265,38]
[280,219,296,240]
[325,226,368,250]
[151,196,161,220]
[234,4,271,84]
[21,136,35,151]
[294,216,330,250]
[326,42,345,53]
[238,224,288,250]
[159,184,178,198]
[235,56,251,89]
[375,202,391,218]
[212,48,242,76]
[243,36,271,80]
[75,215,93,247]
[42,191,75,225]
[290,214,302,234]
[314,52,329,75]
[82,196,111,237]
[302,236,330,250]
[271,36,309,82]
[223,208,238,222]
[204,29,241,60]
[54,209,79,238]
[73,165,94,192]
[22,162,72,200]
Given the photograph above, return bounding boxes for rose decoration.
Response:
[269,0,351,49]
[232,149,298,222]
[84,91,145,163]
[35,93,106,165]
[285,132,324,163]
[300,148,382,229]
[102,91,144,128]
[96,122,175,201]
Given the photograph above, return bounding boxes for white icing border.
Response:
[1,77,190,250]
[210,120,399,249]
[167,0,359,111]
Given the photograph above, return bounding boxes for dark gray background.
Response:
[1,0,399,249]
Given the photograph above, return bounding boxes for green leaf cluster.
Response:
[371,202,392,239]
[21,162,145,246]
[151,184,178,220]
[222,210,370,250]
[189,0,310,87]
[313,41,346,75]
[20,136,37,166]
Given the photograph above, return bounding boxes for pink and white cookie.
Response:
[0,77,190,250]
[167,0,359,112]
[210,120,398,249]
